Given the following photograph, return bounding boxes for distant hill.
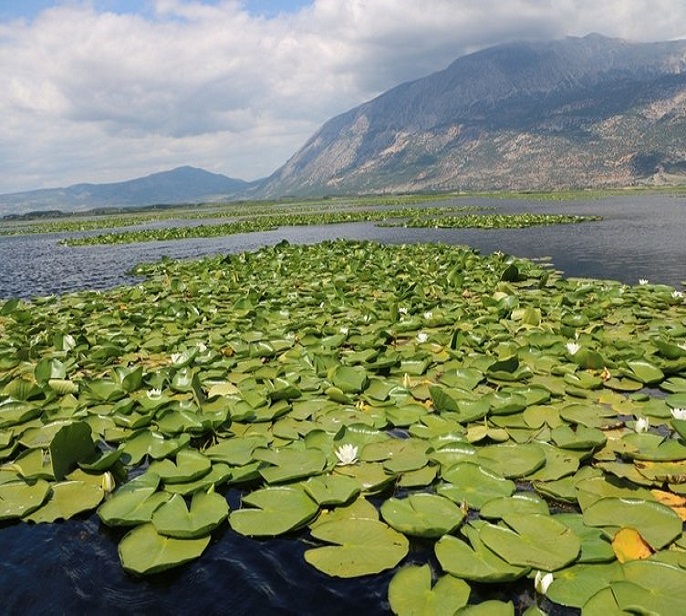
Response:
[0,167,254,216]
[260,34,686,195]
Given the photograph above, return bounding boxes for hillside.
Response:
[0,167,253,216]
[260,34,686,195]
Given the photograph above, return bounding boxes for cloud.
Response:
[1,0,685,193]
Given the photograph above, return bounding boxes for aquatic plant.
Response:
[0,239,684,613]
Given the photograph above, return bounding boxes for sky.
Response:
[1,1,686,194]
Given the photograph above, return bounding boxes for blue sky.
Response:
[1,0,685,195]
[0,1,313,21]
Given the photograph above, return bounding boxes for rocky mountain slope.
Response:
[260,34,686,195]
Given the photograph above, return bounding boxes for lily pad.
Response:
[582,496,682,550]
[0,479,51,520]
[304,517,409,578]
[118,523,211,575]
[229,486,318,537]
[439,462,515,509]
[24,480,104,523]
[388,565,470,616]
[380,493,465,538]
[151,489,228,538]
[435,531,529,583]
[479,513,581,571]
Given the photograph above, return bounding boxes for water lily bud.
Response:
[634,417,650,433]
[534,570,553,595]
[101,471,115,495]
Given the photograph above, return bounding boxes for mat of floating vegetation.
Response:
[0,239,685,614]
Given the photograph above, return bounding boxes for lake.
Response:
[0,193,684,615]
[0,194,684,300]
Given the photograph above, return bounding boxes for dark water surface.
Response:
[0,194,684,615]
[0,194,684,299]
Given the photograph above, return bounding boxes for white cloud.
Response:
[1,0,685,193]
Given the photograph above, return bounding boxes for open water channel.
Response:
[0,194,684,614]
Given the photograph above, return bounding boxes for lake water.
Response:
[0,194,684,300]
[0,194,684,615]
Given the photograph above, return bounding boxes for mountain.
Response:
[260,34,686,195]
[0,167,253,216]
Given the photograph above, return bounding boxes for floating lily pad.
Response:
[229,486,318,537]
[151,489,228,538]
[148,448,212,484]
[546,562,621,609]
[582,496,682,549]
[439,463,515,509]
[610,560,686,614]
[98,474,171,526]
[24,480,104,523]
[480,513,581,571]
[254,447,327,484]
[118,523,211,575]
[380,493,465,538]
[388,565,470,616]
[0,479,50,520]
[303,474,361,506]
[304,517,409,578]
[435,531,529,583]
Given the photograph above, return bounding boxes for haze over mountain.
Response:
[260,34,686,195]
[0,167,253,216]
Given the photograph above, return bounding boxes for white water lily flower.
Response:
[673,290,684,299]
[335,444,359,466]
[398,307,408,315]
[146,388,162,400]
[196,342,207,353]
[566,341,581,355]
[424,311,433,320]
[534,571,553,595]
[635,417,650,433]
[339,326,349,335]
[101,471,116,495]
[639,278,649,285]
[416,332,429,344]
[671,408,686,420]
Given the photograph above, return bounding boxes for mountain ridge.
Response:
[259,34,686,196]
[0,166,254,216]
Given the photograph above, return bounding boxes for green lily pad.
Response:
[303,474,361,506]
[479,493,549,519]
[476,443,546,478]
[0,479,51,520]
[439,462,515,509]
[229,486,318,537]
[49,421,96,480]
[610,560,686,614]
[435,532,529,583]
[118,523,211,575]
[24,480,104,523]
[254,447,327,484]
[151,489,228,538]
[388,565,470,616]
[380,493,465,538]
[480,513,581,571]
[98,474,171,526]
[546,562,621,609]
[582,496,682,549]
[148,448,212,484]
[551,425,606,450]
[304,517,409,578]
[456,600,515,616]
[555,513,615,563]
